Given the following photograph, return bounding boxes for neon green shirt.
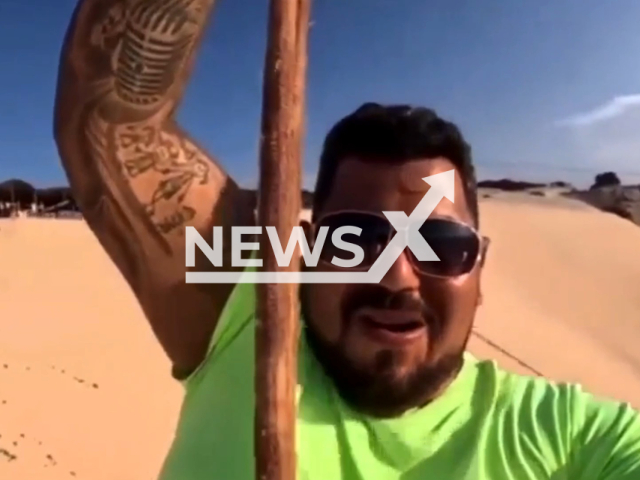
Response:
[158,279,640,479]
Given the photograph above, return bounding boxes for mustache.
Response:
[341,284,440,326]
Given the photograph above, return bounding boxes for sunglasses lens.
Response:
[411,219,480,276]
[314,214,480,276]
[316,212,391,268]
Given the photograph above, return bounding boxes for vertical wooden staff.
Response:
[255,1,311,480]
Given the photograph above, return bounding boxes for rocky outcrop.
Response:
[562,172,640,226]
[569,185,640,225]
[590,172,621,189]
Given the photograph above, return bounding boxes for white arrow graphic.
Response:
[186,169,455,284]
[364,169,454,283]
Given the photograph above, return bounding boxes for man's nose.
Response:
[378,249,419,291]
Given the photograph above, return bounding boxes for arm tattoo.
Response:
[110,0,202,107]
[114,123,207,232]
[88,0,210,110]
[61,0,220,254]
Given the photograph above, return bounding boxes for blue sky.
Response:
[2,0,640,188]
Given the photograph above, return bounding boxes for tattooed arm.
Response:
[54,0,254,377]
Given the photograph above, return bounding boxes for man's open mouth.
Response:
[363,316,425,333]
[355,309,428,344]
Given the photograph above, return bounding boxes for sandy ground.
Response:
[1,193,640,479]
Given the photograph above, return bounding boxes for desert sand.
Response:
[1,193,640,479]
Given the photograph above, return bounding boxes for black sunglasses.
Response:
[310,210,488,278]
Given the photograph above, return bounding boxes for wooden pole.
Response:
[255,1,311,480]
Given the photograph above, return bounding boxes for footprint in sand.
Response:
[0,447,17,462]
[50,365,100,390]
[0,431,78,474]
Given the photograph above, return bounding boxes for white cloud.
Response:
[553,94,640,182]
[555,94,640,127]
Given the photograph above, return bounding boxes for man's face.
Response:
[301,157,487,418]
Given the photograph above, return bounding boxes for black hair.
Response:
[313,103,479,226]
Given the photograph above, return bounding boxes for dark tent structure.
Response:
[0,179,36,207]
[0,179,78,215]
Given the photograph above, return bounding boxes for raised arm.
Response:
[53,0,254,378]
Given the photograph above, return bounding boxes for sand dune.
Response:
[474,193,640,404]
[0,219,182,479]
[1,194,639,479]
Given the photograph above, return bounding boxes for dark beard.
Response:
[304,324,467,419]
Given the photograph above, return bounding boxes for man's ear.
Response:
[479,236,490,268]
[300,219,312,241]
[477,236,490,307]
[300,220,312,270]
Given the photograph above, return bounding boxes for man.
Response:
[54,1,640,479]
